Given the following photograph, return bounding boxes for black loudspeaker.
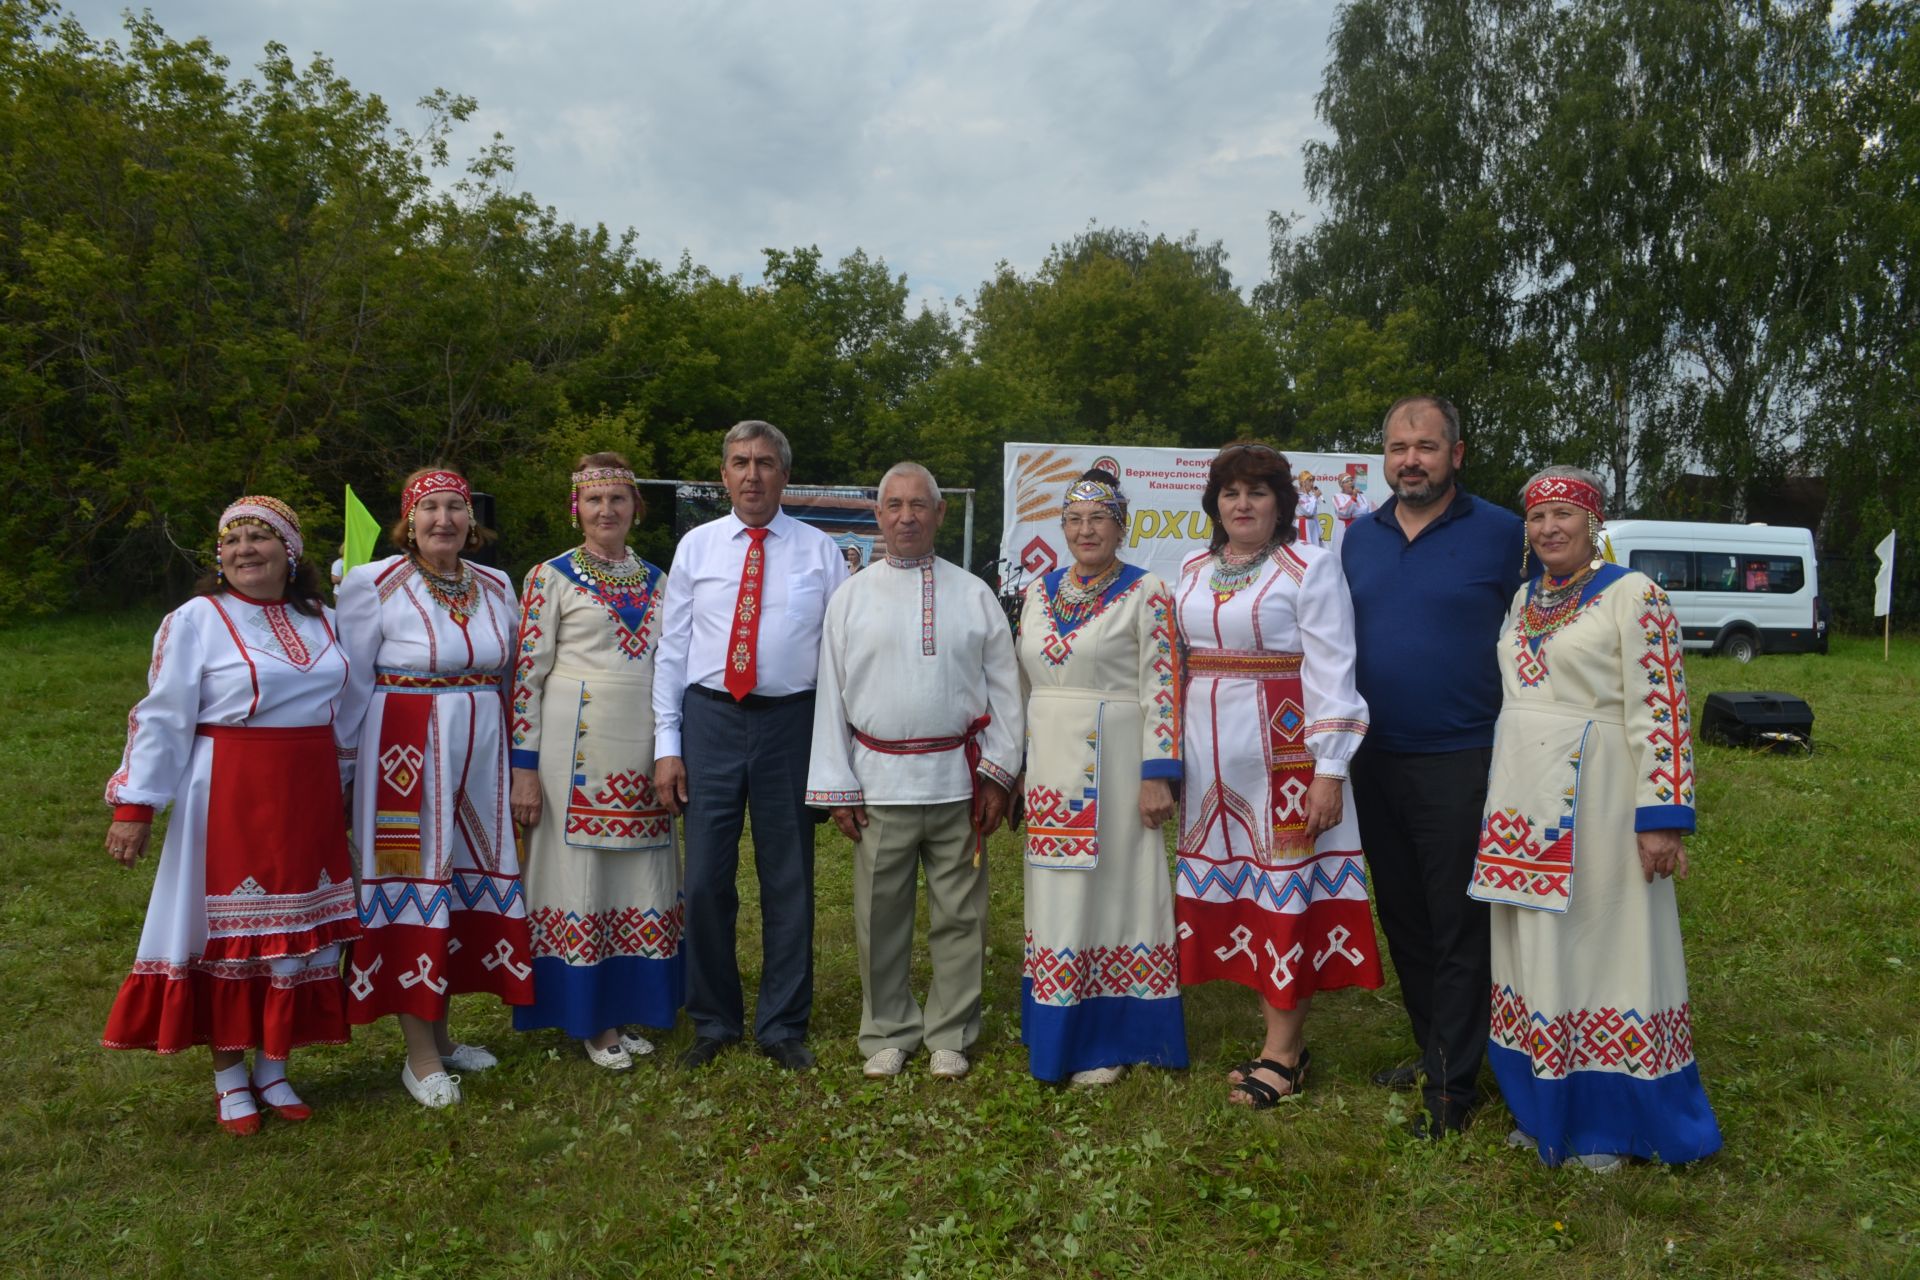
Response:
[1700,691,1813,753]
[469,490,498,568]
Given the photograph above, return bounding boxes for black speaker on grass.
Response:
[1700,692,1813,753]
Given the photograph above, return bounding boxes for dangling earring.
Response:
[288,554,299,576]
[569,492,580,531]
[406,511,416,549]
[214,547,225,584]
[1586,513,1604,569]
[1520,528,1531,578]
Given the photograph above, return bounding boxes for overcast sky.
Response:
[66,1,1336,312]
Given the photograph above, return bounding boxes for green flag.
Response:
[342,485,382,574]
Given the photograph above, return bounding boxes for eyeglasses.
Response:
[1061,512,1117,530]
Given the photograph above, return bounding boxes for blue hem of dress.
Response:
[1488,1040,1722,1166]
[1020,978,1188,1081]
[513,954,685,1037]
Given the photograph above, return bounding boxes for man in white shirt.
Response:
[653,420,850,1071]
[806,462,1023,1079]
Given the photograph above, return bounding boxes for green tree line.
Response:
[2,0,1912,623]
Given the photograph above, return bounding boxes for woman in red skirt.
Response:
[103,496,358,1135]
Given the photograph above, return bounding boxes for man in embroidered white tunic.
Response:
[806,463,1024,1080]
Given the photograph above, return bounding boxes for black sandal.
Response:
[1228,1050,1311,1108]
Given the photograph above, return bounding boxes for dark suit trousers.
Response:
[680,688,817,1045]
[1350,744,1493,1115]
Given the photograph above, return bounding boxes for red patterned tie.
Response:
[724,526,770,701]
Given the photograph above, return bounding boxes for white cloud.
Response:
[63,0,1335,304]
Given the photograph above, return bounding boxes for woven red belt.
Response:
[851,714,994,864]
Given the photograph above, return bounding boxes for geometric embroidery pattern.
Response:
[1025,781,1099,865]
[564,768,672,843]
[1023,931,1179,1006]
[1173,854,1369,911]
[528,902,685,964]
[1636,584,1696,808]
[1491,982,1697,1080]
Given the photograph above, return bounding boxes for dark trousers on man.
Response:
[680,686,817,1047]
[1350,744,1493,1124]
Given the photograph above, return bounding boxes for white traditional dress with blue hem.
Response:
[102,592,358,1056]
[1016,563,1188,1080]
[1471,562,1722,1166]
[335,555,534,1022]
[1172,543,1383,1008]
[509,548,683,1037]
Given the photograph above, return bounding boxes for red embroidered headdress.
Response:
[218,495,304,562]
[400,469,471,518]
[1523,475,1605,522]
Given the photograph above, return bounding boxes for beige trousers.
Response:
[852,800,987,1056]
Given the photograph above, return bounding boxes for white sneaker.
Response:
[584,1039,634,1071]
[617,1030,656,1057]
[443,1043,498,1072]
[928,1049,969,1079]
[401,1061,462,1108]
[1573,1152,1625,1173]
[863,1047,909,1078]
[1069,1065,1125,1087]
[1507,1128,1538,1151]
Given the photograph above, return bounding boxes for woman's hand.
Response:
[105,820,150,867]
[1139,778,1175,830]
[1636,830,1688,882]
[510,767,543,830]
[1303,776,1343,843]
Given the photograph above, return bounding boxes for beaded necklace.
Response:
[571,545,651,609]
[1210,539,1282,601]
[1051,559,1122,628]
[411,554,478,624]
[1518,559,1603,642]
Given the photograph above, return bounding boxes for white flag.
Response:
[1874,530,1897,617]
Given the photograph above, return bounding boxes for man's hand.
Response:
[1139,778,1175,829]
[654,756,689,817]
[973,778,1010,836]
[1303,775,1343,843]
[1636,830,1689,882]
[510,767,543,829]
[831,805,869,842]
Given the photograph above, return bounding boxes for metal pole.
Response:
[963,491,975,572]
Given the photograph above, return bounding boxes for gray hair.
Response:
[876,461,941,506]
[1381,395,1461,446]
[722,420,792,473]
[1521,463,1608,510]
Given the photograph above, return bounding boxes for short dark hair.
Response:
[1201,442,1299,553]
[1382,395,1461,446]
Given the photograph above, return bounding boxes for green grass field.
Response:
[3,612,1916,1278]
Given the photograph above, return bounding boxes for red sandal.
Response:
[252,1082,312,1123]
[215,1084,261,1136]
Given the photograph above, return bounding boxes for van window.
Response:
[1628,550,1693,590]
[1741,556,1805,594]
[1697,552,1740,592]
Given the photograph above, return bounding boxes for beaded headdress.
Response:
[1522,474,1606,522]
[570,465,638,529]
[400,469,471,519]
[218,496,303,563]
[1062,476,1129,523]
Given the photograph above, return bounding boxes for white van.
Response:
[1601,520,1824,662]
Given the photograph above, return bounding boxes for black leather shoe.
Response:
[677,1035,736,1071]
[1410,1098,1482,1141]
[1371,1064,1420,1091]
[760,1038,816,1071]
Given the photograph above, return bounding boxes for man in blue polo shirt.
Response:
[1342,395,1523,1139]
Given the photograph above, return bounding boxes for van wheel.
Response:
[1720,631,1758,663]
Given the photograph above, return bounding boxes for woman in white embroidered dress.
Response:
[509,452,682,1070]
[102,496,358,1135]
[336,467,533,1109]
[1174,443,1383,1109]
[1471,465,1720,1169]
[1016,469,1187,1085]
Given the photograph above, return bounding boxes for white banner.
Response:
[1000,442,1388,596]
[1874,529,1896,617]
